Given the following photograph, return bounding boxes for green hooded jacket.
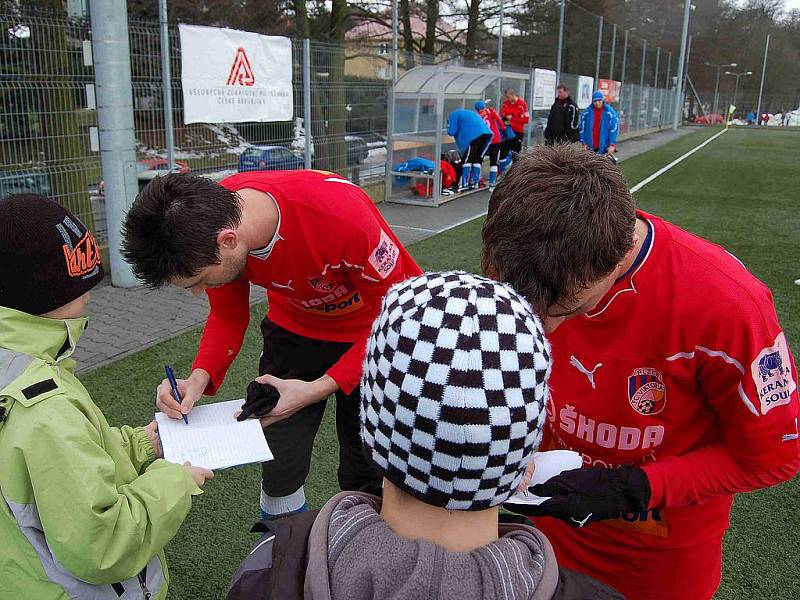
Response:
[0,306,202,599]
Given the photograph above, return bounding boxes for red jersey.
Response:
[536,212,799,600]
[191,171,422,395]
[592,106,603,149]
[478,107,506,144]
[500,98,530,134]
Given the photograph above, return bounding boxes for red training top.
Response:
[592,106,603,150]
[478,107,506,145]
[536,211,799,600]
[500,97,530,134]
[191,170,422,395]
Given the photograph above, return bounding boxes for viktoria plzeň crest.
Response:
[628,368,667,415]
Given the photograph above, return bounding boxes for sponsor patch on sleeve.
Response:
[751,332,796,415]
[368,229,400,279]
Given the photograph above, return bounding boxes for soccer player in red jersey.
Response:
[123,170,422,519]
[482,144,799,600]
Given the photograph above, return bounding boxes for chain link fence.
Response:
[2,2,692,248]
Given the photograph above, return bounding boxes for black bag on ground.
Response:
[226,510,318,600]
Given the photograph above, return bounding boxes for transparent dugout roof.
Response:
[394,65,530,96]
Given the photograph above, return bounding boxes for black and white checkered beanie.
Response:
[361,271,551,511]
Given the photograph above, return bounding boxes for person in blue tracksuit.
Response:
[447,108,492,190]
[579,91,619,156]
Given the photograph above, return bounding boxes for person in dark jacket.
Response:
[544,84,581,145]
[228,272,623,600]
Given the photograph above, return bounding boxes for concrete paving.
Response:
[74,126,696,373]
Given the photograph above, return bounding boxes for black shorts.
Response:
[507,136,523,157]
[487,143,501,166]
[500,139,515,160]
[463,133,492,164]
[258,318,379,496]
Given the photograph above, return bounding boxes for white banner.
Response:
[577,76,595,107]
[179,24,293,124]
[532,69,557,110]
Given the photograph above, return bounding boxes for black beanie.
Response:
[0,194,104,315]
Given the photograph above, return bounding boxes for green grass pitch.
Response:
[79,127,799,599]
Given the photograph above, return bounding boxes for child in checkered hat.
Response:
[228,271,621,599]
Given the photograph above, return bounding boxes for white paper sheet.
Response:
[155,399,273,470]
[504,450,584,506]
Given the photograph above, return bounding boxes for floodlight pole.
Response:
[158,0,175,172]
[609,23,617,80]
[497,0,504,71]
[594,16,603,86]
[673,0,692,129]
[756,34,770,124]
[556,0,565,85]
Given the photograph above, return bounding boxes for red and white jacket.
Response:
[500,98,530,134]
[191,171,422,395]
[478,107,506,145]
[536,211,799,600]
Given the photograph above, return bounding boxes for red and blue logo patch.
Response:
[628,368,667,416]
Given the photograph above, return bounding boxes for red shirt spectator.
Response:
[500,92,530,135]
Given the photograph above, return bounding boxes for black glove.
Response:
[506,466,651,528]
[236,380,280,421]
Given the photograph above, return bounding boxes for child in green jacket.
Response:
[0,194,213,600]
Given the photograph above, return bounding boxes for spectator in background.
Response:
[500,88,530,157]
[227,272,623,600]
[475,100,506,189]
[544,84,581,145]
[746,110,757,126]
[579,91,618,157]
[447,108,492,191]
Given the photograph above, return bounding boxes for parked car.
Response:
[0,170,53,198]
[238,145,304,172]
[345,135,369,166]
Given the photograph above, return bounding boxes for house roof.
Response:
[346,15,461,43]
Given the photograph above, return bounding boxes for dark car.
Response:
[238,145,303,172]
[345,135,369,166]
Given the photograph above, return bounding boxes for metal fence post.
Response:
[673,0,692,129]
[526,68,535,147]
[755,34,770,123]
[620,29,628,128]
[90,0,138,287]
[609,23,617,80]
[652,47,660,126]
[556,0,565,85]
[303,39,312,169]
[391,0,398,82]
[158,0,175,171]
[639,39,646,131]
[594,16,603,86]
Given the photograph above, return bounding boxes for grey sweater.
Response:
[304,492,560,600]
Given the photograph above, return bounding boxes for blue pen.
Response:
[165,365,189,425]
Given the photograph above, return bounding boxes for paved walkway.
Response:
[75,126,695,373]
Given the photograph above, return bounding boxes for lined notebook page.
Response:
[155,399,273,470]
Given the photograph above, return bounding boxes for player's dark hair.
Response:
[557,84,570,92]
[481,144,636,314]
[122,174,242,287]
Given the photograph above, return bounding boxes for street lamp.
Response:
[724,70,753,111]
[704,61,737,119]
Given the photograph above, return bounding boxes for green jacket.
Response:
[0,306,201,599]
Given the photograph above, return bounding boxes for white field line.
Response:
[397,128,728,241]
[629,128,728,193]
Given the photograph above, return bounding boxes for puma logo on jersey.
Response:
[569,356,602,389]
[572,513,593,528]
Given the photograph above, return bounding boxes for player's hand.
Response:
[183,462,214,487]
[505,466,651,528]
[156,368,210,419]
[517,459,536,492]
[144,420,163,459]
[606,144,617,155]
[250,374,338,428]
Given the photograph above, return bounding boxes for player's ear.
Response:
[217,228,238,250]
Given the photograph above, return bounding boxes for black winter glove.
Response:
[506,466,651,528]
[237,381,280,421]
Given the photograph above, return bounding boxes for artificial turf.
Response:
[80,126,799,599]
